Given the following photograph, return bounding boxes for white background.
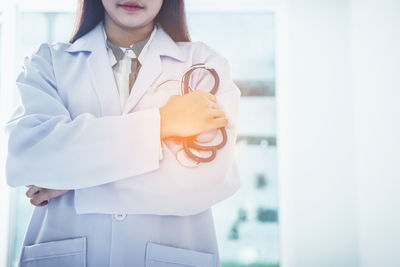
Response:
[277,0,400,266]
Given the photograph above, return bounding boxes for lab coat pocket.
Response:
[20,236,87,267]
[145,242,216,267]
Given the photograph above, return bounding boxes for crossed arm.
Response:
[6,43,241,213]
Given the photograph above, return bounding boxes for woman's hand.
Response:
[25,185,70,207]
[159,90,228,139]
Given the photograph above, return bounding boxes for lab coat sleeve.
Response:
[157,50,242,215]
[73,46,241,216]
[4,43,162,189]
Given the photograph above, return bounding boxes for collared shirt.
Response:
[102,22,163,160]
[102,23,157,110]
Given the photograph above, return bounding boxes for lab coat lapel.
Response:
[122,38,162,115]
[86,44,122,116]
[66,21,122,116]
[66,21,185,116]
[122,26,186,114]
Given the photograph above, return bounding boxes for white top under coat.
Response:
[102,23,163,160]
[102,23,157,110]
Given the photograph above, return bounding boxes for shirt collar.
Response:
[66,20,185,63]
[102,23,158,66]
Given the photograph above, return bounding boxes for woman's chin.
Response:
[116,17,151,29]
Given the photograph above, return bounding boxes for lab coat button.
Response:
[114,214,126,221]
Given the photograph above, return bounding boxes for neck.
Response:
[104,15,154,48]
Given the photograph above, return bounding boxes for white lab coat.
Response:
[4,20,241,266]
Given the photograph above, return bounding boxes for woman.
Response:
[5,0,241,266]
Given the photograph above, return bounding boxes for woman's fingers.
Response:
[212,117,229,128]
[26,186,70,207]
[47,189,70,200]
[196,90,216,102]
[206,93,217,103]
[37,200,49,207]
[210,109,226,118]
[30,189,50,206]
[208,101,218,110]
[30,198,48,207]
[26,186,41,198]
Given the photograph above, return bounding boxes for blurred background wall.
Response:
[278,0,400,266]
[351,1,400,266]
[278,0,358,266]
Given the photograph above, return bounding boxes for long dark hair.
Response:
[69,0,190,43]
